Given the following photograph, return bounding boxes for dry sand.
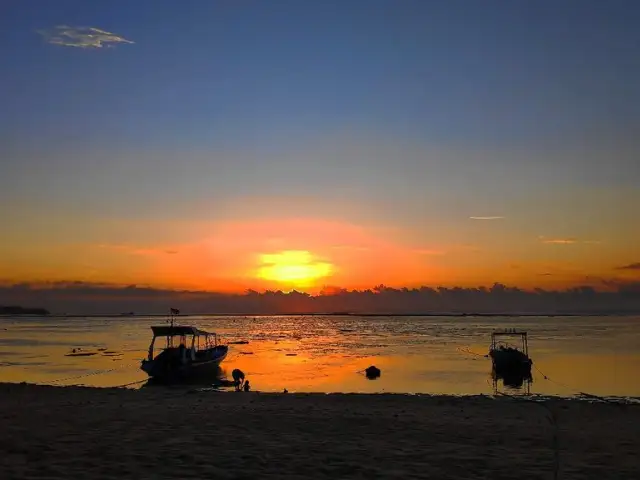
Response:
[0,383,638,479]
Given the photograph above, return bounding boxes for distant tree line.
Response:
[0,305,50,315]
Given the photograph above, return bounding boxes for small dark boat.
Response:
[489,329,533,378]
[140,314,228,381]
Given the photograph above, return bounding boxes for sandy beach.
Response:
[0,383,637,479]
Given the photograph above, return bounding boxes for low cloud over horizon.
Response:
[2,280,639,315]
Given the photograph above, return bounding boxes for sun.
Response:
[257,250,333,287]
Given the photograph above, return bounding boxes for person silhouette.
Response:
[232,368,245,391]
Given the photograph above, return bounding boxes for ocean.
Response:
[1,315,638,398]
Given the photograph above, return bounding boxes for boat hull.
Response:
[141,346,228,382]
[489,348,532,376]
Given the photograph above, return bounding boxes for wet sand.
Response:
[0,383,638,479]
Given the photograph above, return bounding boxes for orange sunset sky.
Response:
[2,202,639,293]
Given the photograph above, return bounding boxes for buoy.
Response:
[365,365,381,379]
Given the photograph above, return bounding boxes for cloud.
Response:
[616,262,640,270]
[538,236,601,245]
[3,281,640,315]
[38,26,134,49]
[469,216,505,220]
[542,239,578,245]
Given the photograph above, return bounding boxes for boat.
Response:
[140,311,228,381]
[489,329,533,379]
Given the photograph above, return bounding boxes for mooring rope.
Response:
[44,361,140,386]
[455,346,488,358]
[107,378,148,388]
[532,364,633,405]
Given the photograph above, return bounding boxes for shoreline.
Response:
[4,381,640,403]
[1,383,638,479]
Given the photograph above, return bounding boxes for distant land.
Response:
[0,305,50,316]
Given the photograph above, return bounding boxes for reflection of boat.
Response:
[492,368,533,390]
[140,312,228,382]
[489,329,533,390]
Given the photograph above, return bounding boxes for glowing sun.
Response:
[257,250,333,287]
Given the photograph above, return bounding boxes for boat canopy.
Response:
[491,329,527,337]
[490,329,528,356]
[150,325,215,337]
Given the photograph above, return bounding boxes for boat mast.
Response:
[168,307,179,348]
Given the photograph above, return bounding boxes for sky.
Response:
[1,0,639,295]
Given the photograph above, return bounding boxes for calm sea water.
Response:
[0,315,638,397]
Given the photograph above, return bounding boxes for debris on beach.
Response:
[365,365,381,379]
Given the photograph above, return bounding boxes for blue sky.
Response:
[1,0,639,290]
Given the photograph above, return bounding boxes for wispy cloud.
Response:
[616,262,640,271]
[542,238,578,245]
[38,26,134,49]
[538,236,600,245]
[469,216,505,220]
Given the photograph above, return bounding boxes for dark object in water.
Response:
[285,353,297,357]
[66,352,97,357]
[228,340,250,345]
[365,365,381,379]
[488,329,533,381]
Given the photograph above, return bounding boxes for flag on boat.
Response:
[170,308,180,315]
